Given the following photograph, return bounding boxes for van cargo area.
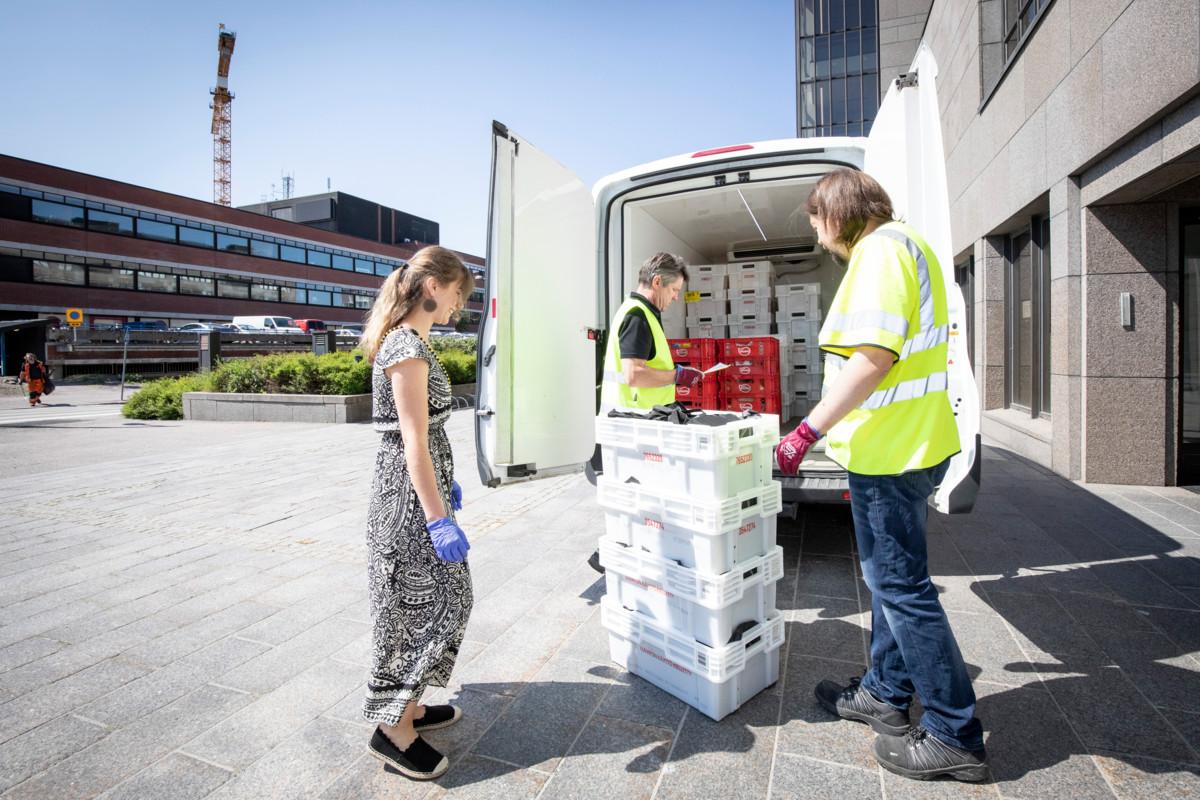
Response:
[619,174,848,503]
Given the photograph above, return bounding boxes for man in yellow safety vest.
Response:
[777,169,988,782]
[588,252,702,573]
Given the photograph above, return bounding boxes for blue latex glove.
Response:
[450,480,463,512]
[427,516,470,562]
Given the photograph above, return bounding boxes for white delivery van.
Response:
[475,46,980,515]
[231,315,304,334]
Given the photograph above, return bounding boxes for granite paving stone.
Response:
[0,713,109,793]
[539,713,673,799]
[0,656,148,745]
[770,754,882,800]
[94,753,233,800]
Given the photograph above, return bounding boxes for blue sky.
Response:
[1,0,796,256]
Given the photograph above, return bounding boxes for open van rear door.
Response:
[475,122,598,487]
[864,45,981,514]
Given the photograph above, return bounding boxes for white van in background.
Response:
[474,46,980,515]
[231,316,304,334]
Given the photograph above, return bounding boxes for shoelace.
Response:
[906,727,930,747]
[839,676,864,701]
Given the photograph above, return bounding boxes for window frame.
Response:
[1004,217,1051,418]
[980,0,1057,112]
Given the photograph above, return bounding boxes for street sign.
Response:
[65,308,84,327]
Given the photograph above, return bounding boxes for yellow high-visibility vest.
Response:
[819,220,960,475]
[600,296,676,411]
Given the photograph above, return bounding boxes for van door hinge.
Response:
[476,407,494,418]
[483,344,496,366]
[895,72,918,90]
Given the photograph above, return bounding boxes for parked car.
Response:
[176,323,236,333]
[333,328,363,337]
[336,323,364,335]
[231,315,304,334]
[291,319,328,333]
[122,320,169,331]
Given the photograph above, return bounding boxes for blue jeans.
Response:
[848,459,984,752]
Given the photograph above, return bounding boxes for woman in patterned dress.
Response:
[359,246,476,780]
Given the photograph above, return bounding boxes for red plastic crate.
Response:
[720,336,780,362]
[724,394,782,415]
[726,360,779,380]
[675,380,721,409]
[721,377,773,396]
[668,338,717,365]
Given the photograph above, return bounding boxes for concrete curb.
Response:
[182,391,371,423]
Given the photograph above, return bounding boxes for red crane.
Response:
[210,24,237,206]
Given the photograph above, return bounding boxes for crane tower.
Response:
[210,24,237,206]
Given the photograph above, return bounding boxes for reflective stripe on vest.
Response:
[860,370,948,410]
[600,297,676,411]
[873,228,935,333]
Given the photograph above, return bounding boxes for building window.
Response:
[86,209,134,236]
[251,283,279,302]
[136,218,176,243]
[955,255,975,369]
[1003,0,1055,62]
[89,265,136,290]
[280,244,306,264]
[250,239,278,259]
[332,254,354,271]
[796,0,880,138]
[217,233,250,254]
[374,262,391,277]
[354,258,375,274]
[1005,217,1051,417]
[982,0,1056,104]
[138,270,177,293]
[354,293,373,309]
[217,279,250,299]
[179,275,215,296]
[307,250,331,268]
[307,289,332,306]
[280,286,307,304]
[178,227,215,249]
[32,259,86,285]
[30,199,85,229]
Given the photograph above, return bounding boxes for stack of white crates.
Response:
[594,412,786,721]
[776,281,824,417]
[726,261,774,340]
[686,264,728,339]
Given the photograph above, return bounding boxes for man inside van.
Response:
[587,251,703,573]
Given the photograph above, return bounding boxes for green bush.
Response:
[437,350,476,385]
[122,351,372,419]
[121,374,212,420]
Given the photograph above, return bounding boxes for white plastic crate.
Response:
[726,261,773,280]
[729,321,772,338]
[601,539,783,647]
[728,273,774,294]
[785,319,822,347]
[685,298,727,319]
[789,344,823,372]
[686,311,729,328]
[774,281,821,298]
[595,412,779,498]
[597,478,782,574]
[774,334,791,371]
[776,293,822,322]
[690,274,726,293]
[603,599,784,721]
[728,297,773,320]
[693,263,728,278]
[688,323,728,339]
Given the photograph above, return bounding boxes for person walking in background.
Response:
[359,246,477,781]
[18,353,48,408]
[776,169,988,782]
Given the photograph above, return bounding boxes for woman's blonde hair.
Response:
[360,245,473,362]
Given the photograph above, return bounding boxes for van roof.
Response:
[591,135,863,198]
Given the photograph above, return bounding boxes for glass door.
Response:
[1180,208,1200,484]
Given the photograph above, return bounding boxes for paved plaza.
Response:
[0,385,1199,798]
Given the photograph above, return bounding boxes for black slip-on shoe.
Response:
[413,704,462,732]
[873,726,989,783]
[587,550,605,575]
[368,729,449,780]
[814,677,911,736]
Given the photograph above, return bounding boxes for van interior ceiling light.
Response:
[737,188,768,242]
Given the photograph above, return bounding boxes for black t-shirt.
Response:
[618,293,663,362]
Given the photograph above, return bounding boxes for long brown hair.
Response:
[805,168,895,251]
[360,245,472,362]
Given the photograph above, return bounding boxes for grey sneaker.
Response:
[873,726,989,782]
[814,676,911,736]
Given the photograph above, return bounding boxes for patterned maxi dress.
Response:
[363,328,474,724]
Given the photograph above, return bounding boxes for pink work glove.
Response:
[674,365,704,388]
[776,419,822,475]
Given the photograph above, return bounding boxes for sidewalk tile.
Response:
[538,714,672,800]
[95,753,232,800]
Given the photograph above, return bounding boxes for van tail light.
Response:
[691,144,753,158]
[842,491,851,501]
